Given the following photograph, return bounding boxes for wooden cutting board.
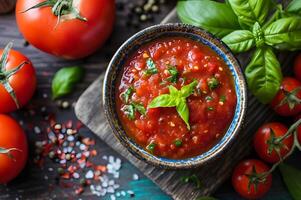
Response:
[75,9,294,199]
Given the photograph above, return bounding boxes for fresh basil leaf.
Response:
[222,30,255,53]
[132,102,146,115]
[286,0,301,15]
[228,0,272,28]
[123,104,135,120]
[245,47,282,104]
[264,17,301,51]
[122,86,134,103]
[167,65,179,83]
[177,0,240,38]
[145,58,158,75]
[148,94,177,108]
[196,197,218,200]
[52,66,84,99]
[176,99,190,130]
[181,174,203,189]
[279,163,301,200]
[169,85,179,96]
[180,80,198,98]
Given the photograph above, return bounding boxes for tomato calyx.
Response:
[277,87,301,110]
[266,128,288,160]
[23,0,87,24]
[245,166,267,192]
[0,42,29,109]
[0,147,22,162]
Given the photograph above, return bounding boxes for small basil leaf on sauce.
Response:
[181,174,203,189]
[207,106,214,111]
[176,99,190,130]
[167,65,179,83]
[222,30,255,53]
[177,0,240,38]
[52,66,84,100]
[180,80,198,98]
[123,104,135,120]
[132,102,146,116]
[245,47,282,104]
[145,58,158,75]
[279,163,301,200]
[205,96,213,102]
[207,77,220,90]
[149,81,197,130]
[149,94,177,108]
[122,86,134,103]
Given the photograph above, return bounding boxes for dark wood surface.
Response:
[0,1,300,200]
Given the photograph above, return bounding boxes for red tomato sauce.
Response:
[116,37,237,159]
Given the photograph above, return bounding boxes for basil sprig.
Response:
[52,66,84,99]
[149,81,197,130]
[279,163,301,200]
[177,0,301,104]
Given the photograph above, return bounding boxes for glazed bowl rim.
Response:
[103,23,247,169]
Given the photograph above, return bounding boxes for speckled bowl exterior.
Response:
[103,23,247,169]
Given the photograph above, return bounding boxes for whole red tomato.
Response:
[0,43,36,113]
[232,159,272,199]
[16,0,115,59]
[270,77,301,116]
[0,114,28,183]
[254,122,293,163]
[294,54,301,81]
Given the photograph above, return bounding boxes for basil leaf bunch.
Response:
[149,81,197,130]
[52,66,84,99]
[177,0,301,104]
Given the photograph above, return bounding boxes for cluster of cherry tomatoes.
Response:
[231,54,301,199]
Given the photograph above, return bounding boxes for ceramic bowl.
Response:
[103,23,247,169]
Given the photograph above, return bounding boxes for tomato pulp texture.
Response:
[116,37,237,159]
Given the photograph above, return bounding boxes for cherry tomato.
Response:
[16,0,115,59]
[0,114,28,183]
[232,159,272,199]
[254,122,293,163]
[270,77,301,116]
[0,43,36,113]
[294,54,301,81]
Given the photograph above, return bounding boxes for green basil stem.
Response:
[256,118,301,182]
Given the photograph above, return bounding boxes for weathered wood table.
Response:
[0,0,299,199]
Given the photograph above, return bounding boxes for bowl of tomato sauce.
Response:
[103,24,247,169]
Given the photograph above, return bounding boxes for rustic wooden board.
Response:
[75,9,295,200]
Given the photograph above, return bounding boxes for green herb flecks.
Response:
[148,81,198,130]
[207,106,214,111]
[123,102,146,120]
[122,86,135,103]
[207,77,220,90]
[174,139,183,147]
[205,96,213,102]
[167,65,179,83]
[147,142,156,153]
[144,58,158,75]
[220,95,226,103]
